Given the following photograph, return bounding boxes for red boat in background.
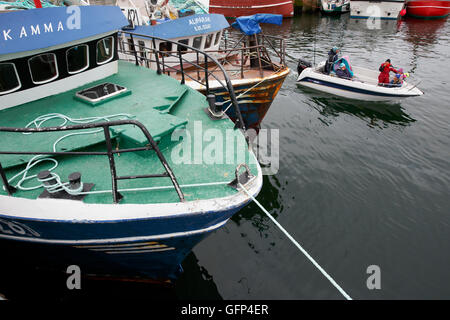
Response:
[209,0,294,18]
[406,0,450,19]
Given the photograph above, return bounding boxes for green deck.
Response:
[0,61,258,204]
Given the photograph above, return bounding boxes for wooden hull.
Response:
[198,68,289,130]
[406,0,450,18]
[209,0,294,17]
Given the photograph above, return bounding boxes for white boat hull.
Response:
[296,62,423,102]
[350,0,405,19]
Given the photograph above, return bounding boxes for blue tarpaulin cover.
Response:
[231,14,283,36]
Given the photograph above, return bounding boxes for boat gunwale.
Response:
[0,153,263,223]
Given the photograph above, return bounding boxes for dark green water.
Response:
[179,13,450,300]
[1,13,449,301]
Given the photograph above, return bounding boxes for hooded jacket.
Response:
[378,62,398,84]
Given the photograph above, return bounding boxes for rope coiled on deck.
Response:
[4,113,134,193]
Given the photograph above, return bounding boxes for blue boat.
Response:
[0,5,262,281]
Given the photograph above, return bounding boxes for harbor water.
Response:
[1,13,449,300]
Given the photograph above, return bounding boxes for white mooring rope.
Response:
[238,182,353,300]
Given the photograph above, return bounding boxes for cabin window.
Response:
[159,41,172,57]
[28,53,59,84]
[67,45,89,74]
[177,39,189,54]
[138,40,146,59]
[127,38,136,53]
[204,34,213,49]
[97,36,114,65]
[193,36,202,49]
[214,31,221,46]
[118,36,125,52]
[0,63,21,94]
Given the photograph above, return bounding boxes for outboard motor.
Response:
[297,59,312,76]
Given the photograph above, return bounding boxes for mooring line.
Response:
[239,183,353,300]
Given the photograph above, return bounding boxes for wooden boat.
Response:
[406,0,450,18]
[0,5,262,281]
[119,11,290,131]
[209,0,294,18]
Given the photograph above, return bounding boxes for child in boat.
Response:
[324,47,340,74]
[391,74,402,86]
[378,59,398,85]
[390,68,409,87]
[336,63,352,79]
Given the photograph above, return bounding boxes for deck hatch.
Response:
[75,83,130,106]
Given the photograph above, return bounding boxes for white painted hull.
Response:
[296,62,423,102]
[350,0,405,19]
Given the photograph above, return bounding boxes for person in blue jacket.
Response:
[336,63,352,79]
[324,46,340,74]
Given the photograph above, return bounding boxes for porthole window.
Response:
[67,45,89,74]
[138,40,146,59]
[28,53,59,84]
[0,63,21,94]
[193,36,202,49]
[205,34,213,49]
[97,37,114,65]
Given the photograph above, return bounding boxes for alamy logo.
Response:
[366,265,381,290]
[366,5,382,30]
[66,265,81,290]
[170,122,279,175]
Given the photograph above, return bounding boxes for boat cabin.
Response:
[118,13,228,68]
[0,6,127,110]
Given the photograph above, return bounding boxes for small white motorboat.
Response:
[296,60,423,101]
[321,0,351,14]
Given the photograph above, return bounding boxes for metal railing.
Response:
[118,31,247,131]
[0,120,185,203]
[217,32,287,79]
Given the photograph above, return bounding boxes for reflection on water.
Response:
[346,16,402,34]
[0,240,221,300]
[176,253,223,299]
[232,176,284,225]
[400,17,448,47]
[199,13,450,300]
[297,87,416,127]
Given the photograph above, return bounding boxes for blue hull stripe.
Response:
[298,77,417,97]
[350,16,399,20]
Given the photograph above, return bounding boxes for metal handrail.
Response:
[118,31,247,131]
[0,120,185,203]
[221,33,287,70]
